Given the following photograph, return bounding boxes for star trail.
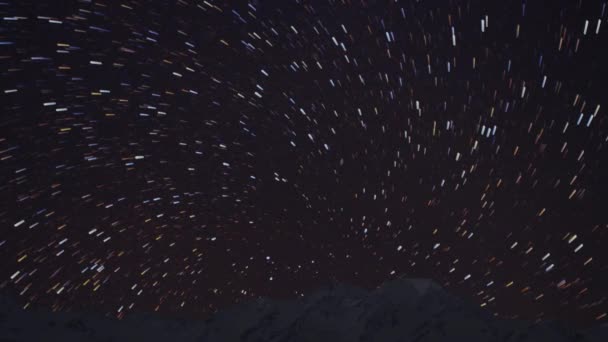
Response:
[1,0,607,327]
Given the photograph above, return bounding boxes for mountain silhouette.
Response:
[1,278,606,341]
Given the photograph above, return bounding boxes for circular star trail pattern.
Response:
[1,0,608,327]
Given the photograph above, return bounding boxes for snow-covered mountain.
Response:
[1,278,606,341]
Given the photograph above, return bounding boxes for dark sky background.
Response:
[1,0,607,328]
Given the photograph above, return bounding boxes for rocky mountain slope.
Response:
[1,278,606,341]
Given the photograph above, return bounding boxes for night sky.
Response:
[1,0,607,328]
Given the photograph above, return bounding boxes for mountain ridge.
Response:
[1,278,606,341]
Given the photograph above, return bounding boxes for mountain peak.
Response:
[1,278,607,341]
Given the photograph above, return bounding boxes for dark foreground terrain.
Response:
[1,278,607,341]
